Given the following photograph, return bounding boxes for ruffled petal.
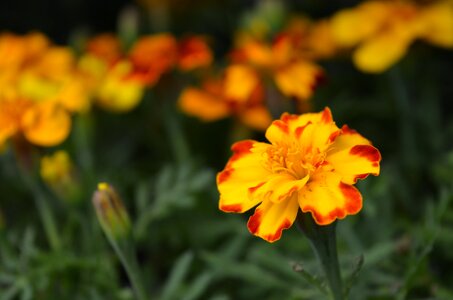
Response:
[218,140,272,213]
[238,105,272,131]
[353,29,412,73]
[266,107,339,148]
[326,125,381,184]
[250,173,309,204]
[223,64,259,102]
[21,101,71,147]
[178,88,230,122]
[247,194,299,242]
[274,61,323,100]
[330,1,389,47]
[418,2,453,48]
[298,171,362,225]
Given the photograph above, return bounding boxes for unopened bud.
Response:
[92,183,131,240]
[40,151,81,203]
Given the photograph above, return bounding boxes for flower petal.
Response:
[238,105,272,131]
[274,61,323,100]
[326,125,381,184]
[353,28,412,73]
[178,88,230,122]
[247,195,299,242]
[298,171,362,225]
[218,140,271,213]
[250,173,309,204]
[223,65,259,102]
[21,101,71,147]
[266,107,338,147]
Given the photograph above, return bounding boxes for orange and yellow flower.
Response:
[178,64,272,131]
[330,0,453,73]
[177,36,213,71]
[0,98,71,147]
[231,33,324,101]
[0,32,80,148]
[217,108,381,242]
[80,33,213,113]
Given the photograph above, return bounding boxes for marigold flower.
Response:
[177,36,213,71]
[79,35,145,113]
[217,108,381,242]
[178,65,272,131]
[232,33,324,101]
[0,98,71,147]
[86,34,122,64]
[129,34,178,85]
[330,0,453,73]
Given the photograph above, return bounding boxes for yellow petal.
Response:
[96,61,144,113]
[0,98,32,146]
[217,140,271,213]
[21,101,71,147]
[247,195,299,242]
[224,65,259,102]
[238,105,272,131]
[178,88,230,122]
[40,150,73,183]
[265,107,338,148]
[250,173,309,204]
[331,2,389,47]
[298,171,362,225]
[326,125,381,184]
[274,61,322,100]
[353,29,412,73]
[418,2,453,48]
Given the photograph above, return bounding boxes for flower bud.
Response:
[40,150,81,203]
[92,183,131,240]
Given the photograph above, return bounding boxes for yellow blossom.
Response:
[79,35,145,113]
[96,61,145,113]
[178,65,272,131]
[330,0,453,73]
[0,98,71,147]
[232,33,324,101]
[217,108,381,242]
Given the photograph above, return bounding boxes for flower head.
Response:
[178,64,272,131]
[217,108,381,242]
[330,0,453,73]
[231,33,324,101]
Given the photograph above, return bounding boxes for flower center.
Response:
[265,144,327,180]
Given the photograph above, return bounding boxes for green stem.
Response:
[34,193,62,252]
[163,102,190,165]
[110,240,148,300]
[388,68,417,170]
[17,163,62,252]
[296,213,343,300]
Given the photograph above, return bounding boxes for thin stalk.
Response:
[296,213,343,300]
[163,102,190,165]
[19,167,62,252]
[111,241,148,300]
[33,193,62,252]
